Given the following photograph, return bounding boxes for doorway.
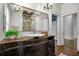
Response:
[63,14,77,55]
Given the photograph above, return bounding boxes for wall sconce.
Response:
[14,6,22,12]
[12,4,22,12]
[34,11,40,16]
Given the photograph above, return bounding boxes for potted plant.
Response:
[4,29,19,39]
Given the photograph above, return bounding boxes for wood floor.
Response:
[55,39,78,56]
[55,45,64,56]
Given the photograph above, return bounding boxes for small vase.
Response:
[11,35,16,39]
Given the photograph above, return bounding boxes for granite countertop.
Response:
[0,34,46,45]
[0,37,33,45]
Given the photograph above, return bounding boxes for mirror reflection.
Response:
[4,3,49,34]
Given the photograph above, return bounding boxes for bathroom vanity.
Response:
[0,36,55,56]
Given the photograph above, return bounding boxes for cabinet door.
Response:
[0,42,19,56]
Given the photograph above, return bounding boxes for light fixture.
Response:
[14,7,22,12]
[44,3,53,11]
[34,11,40,16]
[13,4,22,12]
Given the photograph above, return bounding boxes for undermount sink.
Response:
[20,32,45,37]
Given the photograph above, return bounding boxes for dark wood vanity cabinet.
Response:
[46,36,55,56]
[23,42,47,56]
[0,36,55,56]
[0,42,19,56]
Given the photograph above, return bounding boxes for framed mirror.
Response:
[3,3,49,33]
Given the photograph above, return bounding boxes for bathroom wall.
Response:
[64,14,77,39]
[0,3,4,40]
[77,13,79,51]
[49,14,57,36]
[52,21,57,36]
[72,14,77,39]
